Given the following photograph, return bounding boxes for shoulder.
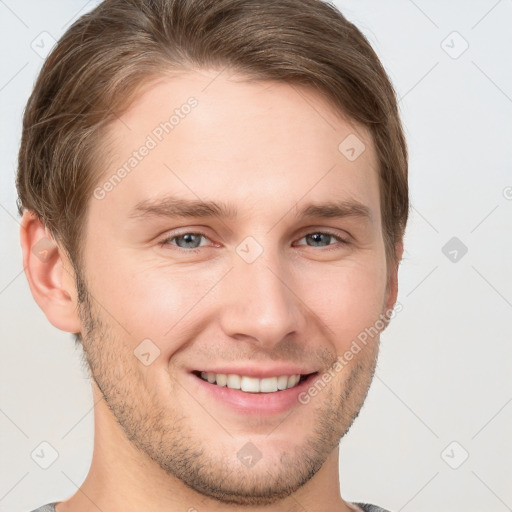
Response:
[28,504,56,512]
[354,503,395,512]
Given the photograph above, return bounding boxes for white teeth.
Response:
[198,372,305,392]
[277,375,289,390]
[227,374,241,389]
[288,374,300,388]
[215,373,227,387]
[241,376,260,392]
[260,377,278,393]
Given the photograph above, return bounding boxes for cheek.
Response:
[301,260,387,348]
[88,257,220,347]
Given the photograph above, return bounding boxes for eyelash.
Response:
[158,230,350,253]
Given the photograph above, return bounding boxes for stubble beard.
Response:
[74,271,379,506]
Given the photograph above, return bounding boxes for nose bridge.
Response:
[218,242,305,347]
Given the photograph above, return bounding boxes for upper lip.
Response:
[190,364,319,379]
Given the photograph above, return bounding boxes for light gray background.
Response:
[1,1,511,511]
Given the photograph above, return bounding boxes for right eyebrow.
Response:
[128,196,238,220]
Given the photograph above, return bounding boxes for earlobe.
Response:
[20,210,82,333]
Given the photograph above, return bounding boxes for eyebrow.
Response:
[128,196,372,223]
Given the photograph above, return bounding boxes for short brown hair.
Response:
[16,0,408,274]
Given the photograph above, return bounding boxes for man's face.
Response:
[77,70,395,505]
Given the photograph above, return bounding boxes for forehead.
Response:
[95,70,380,229]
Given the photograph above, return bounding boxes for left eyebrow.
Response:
[127,195,372,224]
[295,200,373,223]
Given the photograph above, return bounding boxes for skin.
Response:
[21,69,402,512]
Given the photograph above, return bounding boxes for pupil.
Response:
[308,233,328,247]
[181,234,199,248]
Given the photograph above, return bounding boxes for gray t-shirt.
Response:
[30,502,393,511]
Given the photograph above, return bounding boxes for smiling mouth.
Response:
[191,370,318,393]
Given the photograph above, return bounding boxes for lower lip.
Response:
[189,372,319,415]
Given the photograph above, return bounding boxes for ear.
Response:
[20,210,82,333]
[383,240,404,316]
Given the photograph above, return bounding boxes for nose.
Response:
[217,247,307,350]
